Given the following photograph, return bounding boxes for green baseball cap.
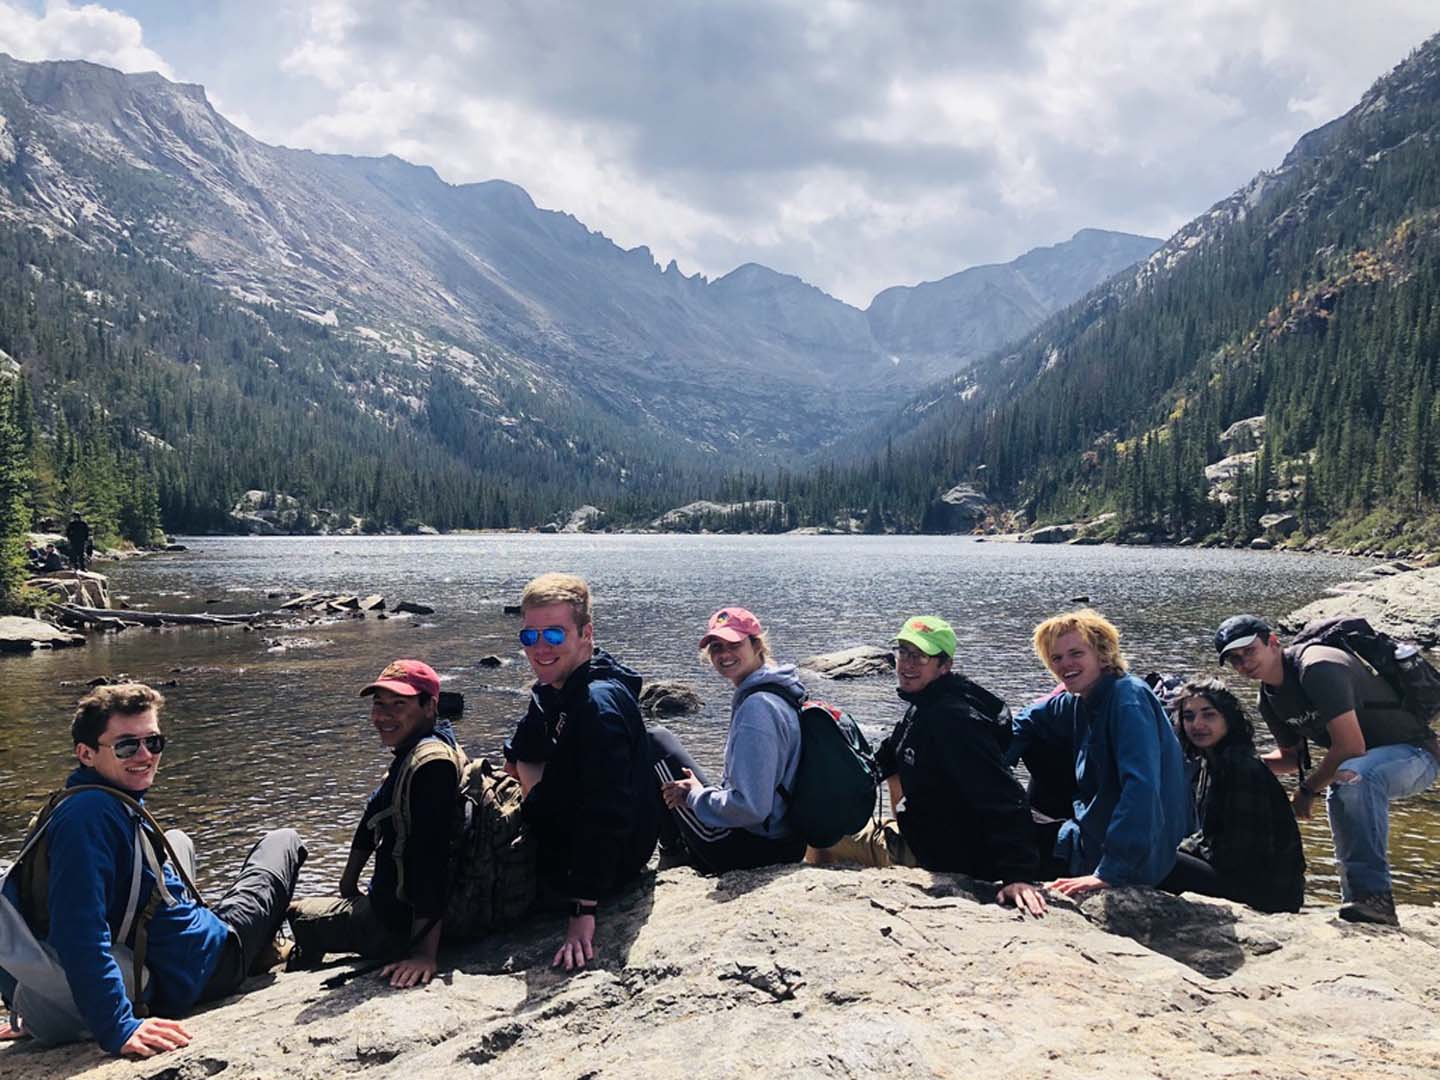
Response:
[893,615,956,658]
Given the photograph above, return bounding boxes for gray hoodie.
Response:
[686,665,805,838]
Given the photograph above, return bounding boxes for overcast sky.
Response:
[1,1,1435,306]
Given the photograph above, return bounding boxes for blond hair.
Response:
[520,572,592,628]
[1031,608,1128,676]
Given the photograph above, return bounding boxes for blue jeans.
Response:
[1325,742,1439,900]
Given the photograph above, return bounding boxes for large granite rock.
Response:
[0,615,85,652]
[639,680,704,716]
[25,570,110,609]
[1020,522,1080,544]
[1283,564,1440,645]
[7,866,1438,1079]
[923,483,991,533]
[798,644,895,679]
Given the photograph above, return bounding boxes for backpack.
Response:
[1291,616,1440,727]
[376,738,535,943]
[1,785,203,1045]
[442,757,535,942]
[781,701,882,848]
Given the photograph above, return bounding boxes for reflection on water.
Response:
[2,534,1435,906]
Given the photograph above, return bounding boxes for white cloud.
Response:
[0,1,172,76]
[5,0,1437,305]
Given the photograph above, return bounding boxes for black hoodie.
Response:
[878,673,1040,884]
[510,649,659,899]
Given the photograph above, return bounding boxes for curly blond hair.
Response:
[1031,608,1128,676]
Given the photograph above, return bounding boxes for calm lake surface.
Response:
[3,534,1437,905]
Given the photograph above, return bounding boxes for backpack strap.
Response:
[369,737,464,906]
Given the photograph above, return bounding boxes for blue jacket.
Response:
[686,665,804,838]
[1,768,229,1054]
[1012,674,1192,885]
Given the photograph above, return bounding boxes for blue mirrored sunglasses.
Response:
[519,626,567,647]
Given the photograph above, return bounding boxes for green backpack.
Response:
[377,740,536,942]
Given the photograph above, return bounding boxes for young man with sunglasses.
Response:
[504,573,658,972]
[1215,614,1440,926]
[0,684,305,1057]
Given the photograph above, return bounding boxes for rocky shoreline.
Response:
[4,863,1438,1079]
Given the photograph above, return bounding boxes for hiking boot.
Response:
[1338,891,1399,927]
[250,934,294,975]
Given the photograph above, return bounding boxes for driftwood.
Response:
[57,604,262,628]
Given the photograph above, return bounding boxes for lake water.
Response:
[3,534,1437,906]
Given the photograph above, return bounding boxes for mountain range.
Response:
[0,51,1158,462]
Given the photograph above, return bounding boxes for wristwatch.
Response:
[569,901,598,919]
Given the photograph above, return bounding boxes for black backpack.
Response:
[1291,616,1440,727]
[782,700,882,848]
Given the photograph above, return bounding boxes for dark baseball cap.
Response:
[1214,615,1272,661]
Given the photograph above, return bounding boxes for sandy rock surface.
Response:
[6,865,1440,1079]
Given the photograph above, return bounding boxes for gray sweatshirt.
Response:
[686,665,805,838]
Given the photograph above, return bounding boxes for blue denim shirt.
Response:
[1013,674,1193,885]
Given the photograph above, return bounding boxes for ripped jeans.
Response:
[1325,742,1439,900]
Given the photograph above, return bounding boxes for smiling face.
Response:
[521,601,593,688]
[1046,630,1106,698]
[76,707,163,794]
[1179,694,1230,751]
[708,636,764,687]
[368,688,435,749]
[894,642,952,695]
[1223,635,1284,686]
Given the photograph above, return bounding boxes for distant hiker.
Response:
[288,660,459,988]
[1161,679,1305,913]
[813,616,1047,917]
[41,544,64,572]
[1008,609,1192,897]
[652,607,807,874]
[1216,614,1439,925]
[65,513,91,572]
[504,573,659,971]
[24,540,45,573]
[0,684,305,1057]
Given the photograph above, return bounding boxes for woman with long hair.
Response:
[1163,678,1306,912]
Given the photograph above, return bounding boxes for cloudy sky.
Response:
[1,1,1435,305]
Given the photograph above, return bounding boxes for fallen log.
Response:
[58,604,263,628]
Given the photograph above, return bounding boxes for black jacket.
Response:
[1180,736,1305,913]
[878,673,1040,884]
[510,650,659,899]
[355,719,458,931]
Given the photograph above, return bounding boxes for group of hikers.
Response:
[3,570,1438,1059]
[24,514,93,574]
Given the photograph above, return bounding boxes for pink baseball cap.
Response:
[699,607,764,649]
[360,659,441,698]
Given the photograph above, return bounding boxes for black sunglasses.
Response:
[519,627,568,647]
[101,734,167,759]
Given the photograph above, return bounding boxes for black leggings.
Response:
[648,725,807,876]
[1158,851,1300,913]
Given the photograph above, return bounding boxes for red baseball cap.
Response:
[699,607,764,649]
[360,659,441,698]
